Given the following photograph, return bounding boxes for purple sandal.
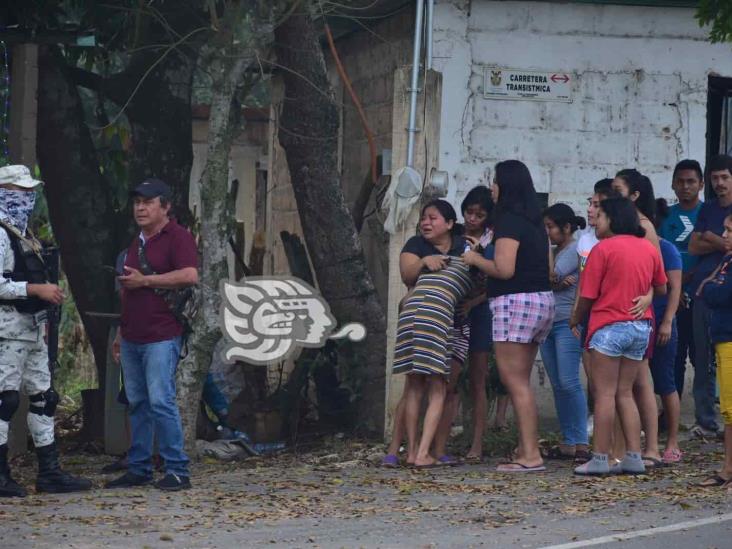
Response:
[381,454,400,468]
[437,455,462,466]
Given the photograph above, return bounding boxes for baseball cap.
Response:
[0,165,43,189]
[130,178,172,199]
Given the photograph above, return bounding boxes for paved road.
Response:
[1,438,729,548]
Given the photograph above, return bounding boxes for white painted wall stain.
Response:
[433,0,732,215]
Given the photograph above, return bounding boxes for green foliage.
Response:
[29,167,56,245]
[55,276,97,407]
[697,0,732,43]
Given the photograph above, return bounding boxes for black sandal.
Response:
[697,474,731,487]
[541,446,576,461]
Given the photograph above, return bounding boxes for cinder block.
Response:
[548,164,613,196]
[632,73,684,105]
[468,2,530,33]
[636,134,680,170]
[577,131,634,166]
[473,99,544,130]
[633,101,682,132]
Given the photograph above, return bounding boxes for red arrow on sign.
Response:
[551,73,569,83]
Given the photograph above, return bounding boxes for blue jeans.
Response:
[692,299,719,431]
[121,336,189,477]
[674,300,695,396]
[202,373,229,420]
[650,315,678,396]
[539,320,588,446]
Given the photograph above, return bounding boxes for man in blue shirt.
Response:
[659,159,704,400]
[689,155,732,437]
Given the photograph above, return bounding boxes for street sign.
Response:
[484,67,573,103]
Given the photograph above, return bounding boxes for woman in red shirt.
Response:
[571,198,667,475]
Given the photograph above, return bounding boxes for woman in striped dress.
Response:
[394,200,473,468]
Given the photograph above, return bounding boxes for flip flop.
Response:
[436,455,462,466]
[464,455,483,465]
[496,462,546,473]
[381,454,400,468]
[541,446,576,461]
[413,462,440,470]
[642,456,667,469]
[697,474,731,487]
[662,448,683,464]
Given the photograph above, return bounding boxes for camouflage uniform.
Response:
[0,197,54,447]
[0,165,91,497]
[0,207,54,449]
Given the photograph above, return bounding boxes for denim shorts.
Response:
[589,320,652,361]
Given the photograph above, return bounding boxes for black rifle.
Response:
[42,247,60,376]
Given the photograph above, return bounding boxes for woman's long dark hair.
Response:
[543,203,586,233]
[421,199,459,234]
[655,198,670,229]
[461,185,494,215]
[616,169,656,224]
[600,197,646,238]
[494,160,542,226]
[461,185,495,226]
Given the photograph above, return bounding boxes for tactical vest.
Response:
[0,223,49,314]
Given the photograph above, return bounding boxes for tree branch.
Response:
[69,66,132,107]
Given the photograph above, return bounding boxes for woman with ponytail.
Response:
[613,170,666,468]
[571,197,667,476]
[539,204,590,461]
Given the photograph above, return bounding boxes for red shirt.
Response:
[580,235,667,346]
[120,220,198,344]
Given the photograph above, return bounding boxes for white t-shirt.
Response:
[576,226,599,272]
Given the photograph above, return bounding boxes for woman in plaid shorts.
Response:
[464,160,554,473]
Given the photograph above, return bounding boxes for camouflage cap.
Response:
[0,165,43,189]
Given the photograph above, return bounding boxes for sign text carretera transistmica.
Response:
[484,67,573,103]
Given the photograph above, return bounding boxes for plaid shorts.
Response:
[490,291,555,344]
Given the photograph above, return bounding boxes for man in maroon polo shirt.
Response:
[105,179,198,491]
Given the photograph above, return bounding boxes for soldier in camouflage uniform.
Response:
[0,165,91,497]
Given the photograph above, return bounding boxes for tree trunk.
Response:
[176,2,255,453]
[36,45,120,389]
[274,8,387,434]
[123,53,197,228]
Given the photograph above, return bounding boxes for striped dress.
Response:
[393,257,474,376]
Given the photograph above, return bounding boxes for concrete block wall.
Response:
[327,9,414,206]
[324,8,415,308]
[434,0,732,213]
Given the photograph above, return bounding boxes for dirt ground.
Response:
[1,434,730,548]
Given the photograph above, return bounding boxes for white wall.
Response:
[433,0,732,214]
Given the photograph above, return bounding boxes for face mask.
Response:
[0,189,36,234]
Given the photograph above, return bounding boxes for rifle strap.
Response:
[137,239,167,297]
[0,219,43,255]
[136,238,192,360]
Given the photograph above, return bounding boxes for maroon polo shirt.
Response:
[120,220,198,344]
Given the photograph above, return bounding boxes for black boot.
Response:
[35,442,92,494]
[0,444,26,497]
